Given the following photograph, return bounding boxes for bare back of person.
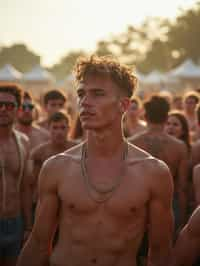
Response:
[130,130,187,187]
[130,130,188,229]
[29,142,173,266]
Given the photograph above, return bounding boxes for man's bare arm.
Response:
[193,164,200,206]
[148,160,174,266]
[17,156,60,266]
[171,207,200,266]
[177,144,189,227]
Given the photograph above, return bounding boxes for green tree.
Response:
[50,50,86,80]
[0,43,40,72]
[167,1,200,64]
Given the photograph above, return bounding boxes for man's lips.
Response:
[80,111,95,118]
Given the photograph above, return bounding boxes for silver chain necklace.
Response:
[81,141,128,203]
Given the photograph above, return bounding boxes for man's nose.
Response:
[80,94,92,106]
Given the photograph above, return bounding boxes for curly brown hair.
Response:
[73,55,137,98]
[0,83,23,107]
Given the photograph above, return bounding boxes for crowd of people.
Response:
[0,55,200,266]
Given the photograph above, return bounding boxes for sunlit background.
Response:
[0,0,197,65]
[0,0,200,98]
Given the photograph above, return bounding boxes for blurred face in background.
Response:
[45,99,65,117]
[184,96,198,114]
[0,92,18,127]
[165,115,183,139]
[18,99,34,125]
[49,119,69,144]
[127,101,140,122]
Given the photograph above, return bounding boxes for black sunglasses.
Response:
[0,101,18,111]
[21,103,34,111]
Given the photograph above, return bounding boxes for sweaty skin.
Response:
[17,142,173,266]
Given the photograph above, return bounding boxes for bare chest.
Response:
[0,140,20,176]
[58,164,150,221]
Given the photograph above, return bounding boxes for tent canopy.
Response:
[169,59,200,78]
[0,64,22,81]
[23,65,55,82]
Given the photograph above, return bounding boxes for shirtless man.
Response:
[17,56,173,266]
[129,96,188,231]
[171,206,200,266]
[0,84,32,266]
[16,92,49,150]
[30,111,75,216]
[124,96,146,138]
[37,90,67,130]
[183,91,199,141]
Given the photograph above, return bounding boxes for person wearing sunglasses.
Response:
[15,92,49,150]
[0,84,32,266]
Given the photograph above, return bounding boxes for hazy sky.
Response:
[0,0,197,66]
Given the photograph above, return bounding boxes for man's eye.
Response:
[94,91,104,96]
[78,92,84,98]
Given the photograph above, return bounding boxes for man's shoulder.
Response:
[128,141,169,172]
[187,207,200,237]
[43,142,83,168]
[31,141,50,158]
[13,129,30,148]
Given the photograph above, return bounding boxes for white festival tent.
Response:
[23,65,55,82]
[169,59,200,79]
[143,70,165,84]
[135,70,147,83]
[0,64,22,81]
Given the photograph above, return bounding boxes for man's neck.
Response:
[147,123,165,133]
[87,128,125,158]
[0,126,13,140]
[16,123,33,134]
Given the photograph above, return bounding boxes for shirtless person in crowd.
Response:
[17,56,173,266]
[0,84,32,266]
[171,206,200,266]
[183,91,199,141]
[124,96,146,138]
[37,90,67,131]
[130,96,188,231]
[30,111,75,216]
[15,92,49,150]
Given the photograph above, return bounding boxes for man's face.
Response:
[17,99,34,125]
[127,101,140,121]
[45,99,65,117]
[49,119,69,144]
[77,75,127,131]
[0,92,18,127]
[184,97,198,113]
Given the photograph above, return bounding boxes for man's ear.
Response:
[119,98,130,113]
